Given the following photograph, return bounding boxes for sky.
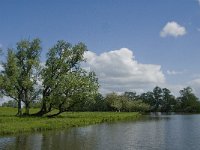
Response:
[0,0,200,97]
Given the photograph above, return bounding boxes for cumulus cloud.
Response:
[160,21,186,37]
[190,78,200,85]
[188,78,200,97]
[84,48,165,94]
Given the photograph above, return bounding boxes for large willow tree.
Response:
[36,41,99,116]
[0,39,99,116]
[0,39,41,116]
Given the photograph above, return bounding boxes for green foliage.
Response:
[1,38,200,116]
[105,92,150,112]
[0,39,99,116]
[123,100,150,112]
[160,88,176,112]
[40,41,99,115]
[140,86,200,113]
[16,39,41,115]
[0,39,41,116]
[140,92,155,107]
[91,93,108,111]
[177,87,200,113]
[152,86,163,111]
[0,50,19,100]
[105,93,123,112]
[140,87,176,112]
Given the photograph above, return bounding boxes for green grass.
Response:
[0,107,141,135]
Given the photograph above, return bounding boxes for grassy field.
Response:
[0,107,141,135]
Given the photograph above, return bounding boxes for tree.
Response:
[160,88,176,112]
[89,93,107,111]
[36,41,99,116]
[177,87,200,113]
[105,92,150,112]
[140,91,155,110]
[2,100,18,108]
[0,49,22,115]
[0,39,41,116]
[153,86,163,111]
[123,92,138,101]
[105,93,123,112]
[15,39,41,115]
[128,100,150,112]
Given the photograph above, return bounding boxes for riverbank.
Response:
[0,107,141,135]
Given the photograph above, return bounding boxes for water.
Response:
[1,114,200,150]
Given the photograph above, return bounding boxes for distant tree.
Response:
[129,100,150,112]
[177,87,200,113]
[30,100,42,108]
[2,100,18,108]
[153,86,163,111]
[105,93,123,112]
[140,91,155,110]
[123,92,138,100]
[160,88,176,112]
[140,87,177,112]
[92,93,107,111]
[105,92,150,112]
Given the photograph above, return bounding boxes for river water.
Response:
[1,114,200,150]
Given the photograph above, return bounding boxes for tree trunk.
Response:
[34,88,49,116]
[24,103,30,115]
[31,100,52,116]
[47,110,62,118]
[16,100,22,116]
[41,100,47,112]
[47,103,64,117]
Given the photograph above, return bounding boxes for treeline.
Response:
[59,86,200,113]
[0,39,99,117]
[89,86,200,113]
[2,86,200,113]
[1,39,200,116]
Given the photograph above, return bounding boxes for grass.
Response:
[0,107,141,135]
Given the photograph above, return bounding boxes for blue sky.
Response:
[0,0,200,96]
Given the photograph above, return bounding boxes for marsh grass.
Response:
[0,107,141,135]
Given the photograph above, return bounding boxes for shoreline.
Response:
[0,107,141,136]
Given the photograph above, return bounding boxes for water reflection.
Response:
[1,114,200,150]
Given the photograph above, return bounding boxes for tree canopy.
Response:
[1,38,200,116]
[0,39,99,116]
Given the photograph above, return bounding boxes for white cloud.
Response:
[167,70,184,75]
[190,78,200,85]
[84,48,165,94]
[189,78,200,97]
[162,83,185,97]
[160,21,186,37]
[198,0,200,5]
